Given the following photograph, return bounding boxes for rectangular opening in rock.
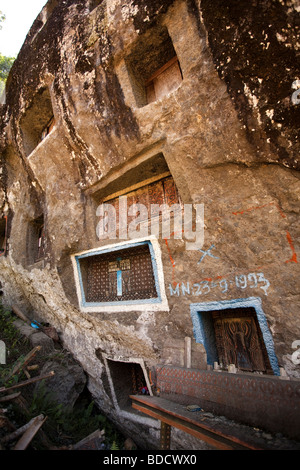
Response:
[0,217,7,255]
[27,215,46,265]
[125,26,182,107]
[91,152,182,240]
[77,242,158,304]
[20,87,55,156]
[106,358,150,412]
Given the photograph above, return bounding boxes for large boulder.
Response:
[36,358,87,408]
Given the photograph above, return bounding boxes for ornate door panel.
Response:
[103,175,181,237]
[212,309,267,372]
[86,244,157,303]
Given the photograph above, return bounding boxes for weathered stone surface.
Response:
[36,359,87,408]
[30,331,55,355]
[0,0,299,450]
[13,320,37,339]
[13,319,55,354]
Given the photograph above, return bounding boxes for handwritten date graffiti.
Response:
[168,272,270,297]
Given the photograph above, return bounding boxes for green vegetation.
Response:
[0,54,15,80]
[0,10,15,96]
[0,306,126,450]
[25,382,125,449]
[0,11,5,28]
[0,307,30,387]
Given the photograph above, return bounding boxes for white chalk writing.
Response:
[291,80,300,105]
[168,272,270,297]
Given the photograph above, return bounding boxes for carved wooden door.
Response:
[212,310,267,372]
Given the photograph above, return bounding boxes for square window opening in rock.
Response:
[77,242,158,305]
[90,152,182,240]
[107,359,149,412]
[125,26,182,107]
[20,87,55,157]
[92,152,171,204]
[27,216,46,265]
[0,217,7,255]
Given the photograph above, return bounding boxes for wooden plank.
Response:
[72,429,105,450]
[5,346,41,382]
[0,392,21,403]
[145,56,179,85]
[132,401,234,450]
[152,60,182,101]
[130,395,263,450]
[13,415,47,450]
[0,371,55,393]
[1,414,45,444]
[12,395,53,449]
[11,305,30,323]
[160,422,171,450]
[102,172,171,202]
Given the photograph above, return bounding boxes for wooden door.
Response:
[212,309,267,372]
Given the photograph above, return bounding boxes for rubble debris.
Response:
[72,429,105,450]
[30,321,60,342]
[41,326,59,343]
[0,392,21,403]
[2,414,46,446]
[0,409,16,431]
[30,330,55,355]
[13,415,47,450]
[4,346,41,382]
[11,306,60,347]
[11,394,55,450]
[186,404,203,412]
[0,310,122,450]
[0,371,55,394]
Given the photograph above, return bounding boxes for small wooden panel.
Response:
[160,421,172,450]
[146,57,182,104]
[102,175,182,238]
[41,116,55,141]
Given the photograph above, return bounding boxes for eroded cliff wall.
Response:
[0,0,299,448]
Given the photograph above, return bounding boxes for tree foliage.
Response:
[0,10,15,93]
[0,54,14,80]
[0,10,5,29]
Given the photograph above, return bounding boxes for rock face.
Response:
[36,359,87,408]
[0,0,299,449]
